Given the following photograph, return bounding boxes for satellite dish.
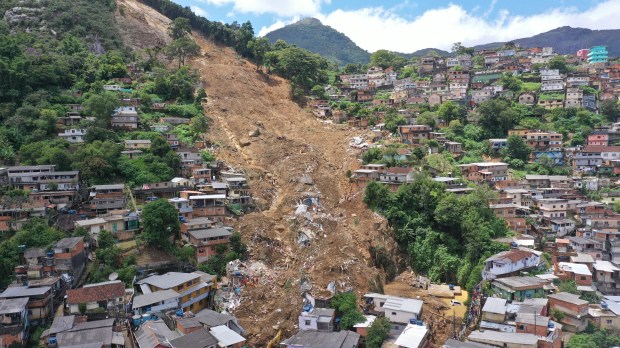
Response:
[109,272,119,281]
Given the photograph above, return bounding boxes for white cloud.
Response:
[190,5,208,17]
[198,0,327,17]
[311,0,620,53]
[257,17,299,36]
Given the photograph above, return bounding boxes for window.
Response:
[305,320,311,326]
[581,276,587,281]
[392,312,397,315]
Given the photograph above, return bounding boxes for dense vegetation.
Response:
[365,175,509,290]
[0,0,213,288]
[139,0,330,97]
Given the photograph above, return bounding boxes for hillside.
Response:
[474,26,620,56]
[116,1,411,346]
[264,17,370,65]
[396,47,452,59]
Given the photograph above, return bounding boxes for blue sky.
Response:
[172,0,620,52]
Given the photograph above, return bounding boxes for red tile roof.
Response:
[66,281,125,304]
[583,145,620,153]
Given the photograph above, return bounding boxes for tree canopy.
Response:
[141,199,180,248]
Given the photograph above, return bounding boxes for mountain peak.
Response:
[265,17,370,65]
[296,17,322,26]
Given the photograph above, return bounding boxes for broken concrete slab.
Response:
[298,174,313,185]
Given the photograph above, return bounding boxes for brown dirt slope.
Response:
[116,1,395,346]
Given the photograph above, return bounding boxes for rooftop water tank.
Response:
[142,313,151,323]
[176,309,184,317]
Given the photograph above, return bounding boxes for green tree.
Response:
[437,101,465,123]
[370,50,407,70]
[558,281,579,294]
[310,85,327,100]
[331,292,365,330]
[97,230,115,249]
[229,231,248,259]
[362,148,383,164]
[500,73,523,92]
[83,92,120,125]
[364,181,392,211]
[168,17,192,40]
[506,135,531,161]
[548,56,568,74]
[247,37,270,70]
[476,99,518,137]
[600,100,620,122]
[451,42,474,55]
[166,36,201,68]
[141,199,180,248]
[365,317,391,348]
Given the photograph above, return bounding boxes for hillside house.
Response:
[556,262,593,289]
[280,330,360,348]
[0,286,52,323]
[124,139,151,150]
[89,184,126,213]
[483,247,542,280]
[547,292,589,332]
[0,298,29,347]
[132,289,179,315]
[593,260,620,295]
[491,276,552,301]
[58,129,87,143]
[481,297,507,323]
[66,280,125,314]
[565,88,583,108]
[489,138,507,150]
[380,167,415,189]
[111,106,140,129]
[394,323,431,348]
[187,194,226,223]
[47,316,118,348]
[467,331,537,348]
[298,307,335,332]
[518,93,536,106]
[188,227,233,263]
[398,125,431,144]
[364,293,423,335]
[169,197,193,220]
[538,99,564,109]
[5,165,79,192]
[136,272,215,313]
[458,162,508,183]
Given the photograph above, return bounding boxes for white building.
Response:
[58,129,87,143]
[364,293,423,335]
[483,247,542,280]
[132,289,179,314]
